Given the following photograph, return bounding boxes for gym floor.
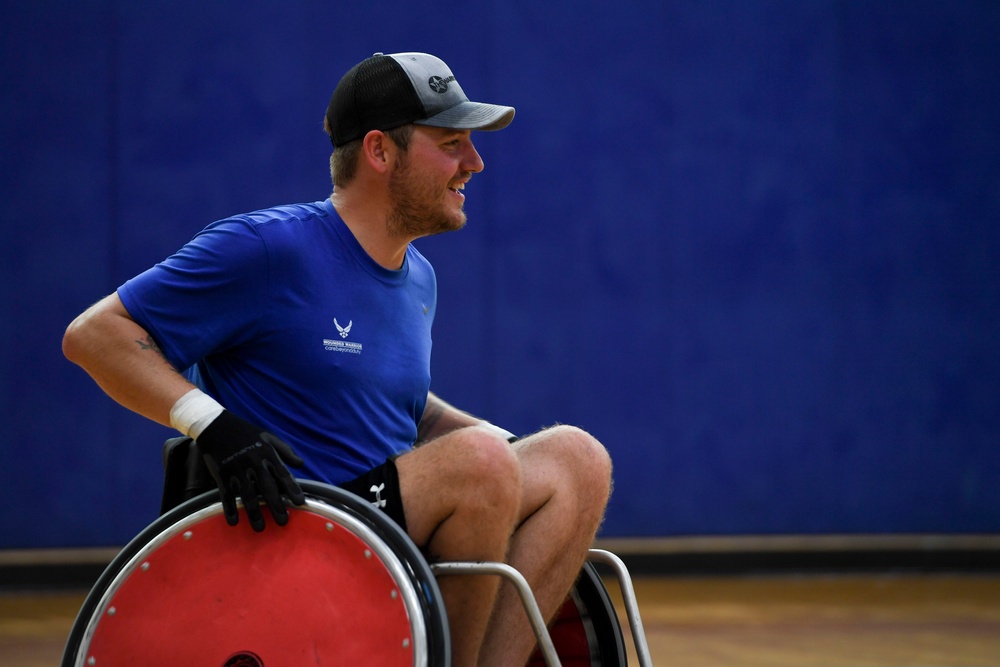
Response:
[4,573,999,666]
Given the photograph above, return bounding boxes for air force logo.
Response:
[323,317,362,354]
[334,318,352,339]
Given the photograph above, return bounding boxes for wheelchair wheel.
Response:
[61,481,449,667]
[527,562,628,666]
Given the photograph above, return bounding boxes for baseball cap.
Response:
[325,52,515,147]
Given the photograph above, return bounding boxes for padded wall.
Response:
[2,1,998,547]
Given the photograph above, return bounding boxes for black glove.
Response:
[196,410,306,531]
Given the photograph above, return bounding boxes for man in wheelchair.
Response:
[63,51,613,667]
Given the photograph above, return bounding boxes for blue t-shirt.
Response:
[118,199,437,484]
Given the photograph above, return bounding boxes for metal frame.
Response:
[587,549,653,667]
[432,550,652,667]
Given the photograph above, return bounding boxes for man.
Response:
[63,51,612,667]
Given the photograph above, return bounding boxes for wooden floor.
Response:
[604,574,1000,666]
[4,574,1000,666]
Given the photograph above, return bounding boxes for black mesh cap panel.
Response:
[326,55,426,147]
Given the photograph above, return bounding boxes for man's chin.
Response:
[427,216,467,237]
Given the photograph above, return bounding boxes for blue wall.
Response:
[2,1,998,548]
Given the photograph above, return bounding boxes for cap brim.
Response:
[415,101,515,132]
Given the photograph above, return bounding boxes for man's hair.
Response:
[326,120,415,189]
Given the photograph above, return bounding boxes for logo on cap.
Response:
[428,75,456,94]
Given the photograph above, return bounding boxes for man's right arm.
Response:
[62,291,306,531]
[62,292,196,427]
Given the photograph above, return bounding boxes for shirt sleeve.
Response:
[117,217,270,371]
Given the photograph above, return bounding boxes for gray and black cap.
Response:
[326,52,515,147]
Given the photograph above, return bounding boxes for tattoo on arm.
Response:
[135,334,164,354]
[135,335,180,373]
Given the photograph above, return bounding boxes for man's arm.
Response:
[63,292,305,531]
[416,392,517,445]
[62,292,196,425]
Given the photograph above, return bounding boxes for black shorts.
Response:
[339,457,407,533]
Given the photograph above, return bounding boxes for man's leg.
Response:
[394,426,523,667]
[479,425,613,667]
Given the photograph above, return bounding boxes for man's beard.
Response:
[386,156,467,239]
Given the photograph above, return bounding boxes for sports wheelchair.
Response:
[62,442,650,666]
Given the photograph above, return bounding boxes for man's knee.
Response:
[545,423,610,467]
[418,426,521,521]
[398,428,522,549]
[456,427,522,516]
[529,425,613,500]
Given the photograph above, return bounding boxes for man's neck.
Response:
[330,193,410,270]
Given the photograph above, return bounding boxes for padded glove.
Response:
[196,410,306,531]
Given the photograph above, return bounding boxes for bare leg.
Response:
[395,426,522,667]
[479,425,613,667]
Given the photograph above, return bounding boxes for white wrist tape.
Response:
[169,388,225,439]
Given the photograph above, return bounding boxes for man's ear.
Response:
[361,130,391,174]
